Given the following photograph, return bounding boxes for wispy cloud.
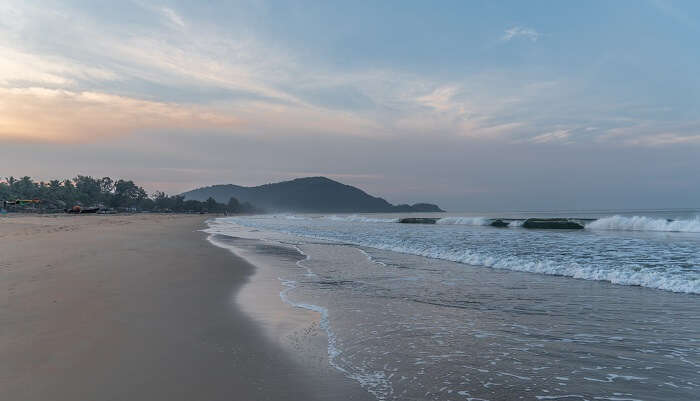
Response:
[161,7,185,27]
[529,129,571,144]
[0,10,541,144]
[0,87,240,142]
[650,0,698,30]
[502,26,540,42]
[626,133,700,146]
[595,121,700,146]
[0,2,697,150]
[0,46,118,86]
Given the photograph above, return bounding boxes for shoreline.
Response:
[206,216,700,400]
[0,214,371,401]
[203,231,361,393]
[211,213,700,294]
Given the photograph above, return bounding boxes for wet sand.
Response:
[0,214,371,401]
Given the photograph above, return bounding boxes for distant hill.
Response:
[181,177,444,213]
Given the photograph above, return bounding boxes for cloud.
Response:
[528,129,571,144]
[161,7,185,27]
[0,2,563,145]
[0,1,698,211]
[591,120,700,147]
[0,46,118,87]
[623,133,700,146]
[0,1,697,150]
[650,0,698,30]
[0,87,240,142]
[416,85,460,112]
[502,26,540,42]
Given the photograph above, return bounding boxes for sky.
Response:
[1,0,699,211]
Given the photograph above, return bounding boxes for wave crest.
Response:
[587,215,700,233]
[323,215,399,223]
[436,216,490,226]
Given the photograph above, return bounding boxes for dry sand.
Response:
[0,214,370,401]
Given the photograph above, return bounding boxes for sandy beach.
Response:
[0,214,371,401]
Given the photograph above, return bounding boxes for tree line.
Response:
[0,176,258,213]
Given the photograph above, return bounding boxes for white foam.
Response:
[283,234,698,294]
[371,243,700,294]
[323,214,399,223]
[356,247,387,266]
[280,214,309,220]
[436,216,490,226]
[587,215,700,233]
[280,247,394,400]
[209,217,700,295]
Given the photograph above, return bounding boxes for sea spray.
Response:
[323,215,399,223]
[587,215,700,233]
[436,216,491,226]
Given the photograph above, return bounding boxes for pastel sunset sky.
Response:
[2,1,699,210]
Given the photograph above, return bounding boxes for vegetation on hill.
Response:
[182,176,444,213]
[0,176,257,213]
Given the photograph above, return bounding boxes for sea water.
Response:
[206,210,700,400]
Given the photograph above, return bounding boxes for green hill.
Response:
[181,177,443,213]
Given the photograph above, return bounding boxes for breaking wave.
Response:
[294,234,699,294]
[280,213,700,234]
[215,212,700,295]
[436,216,490,225]
[323,215,399,223]
[280,214,310,220]
[365,242,699,294]
[587,215,700,233]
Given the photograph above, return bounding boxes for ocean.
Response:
[205,210,700,400]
